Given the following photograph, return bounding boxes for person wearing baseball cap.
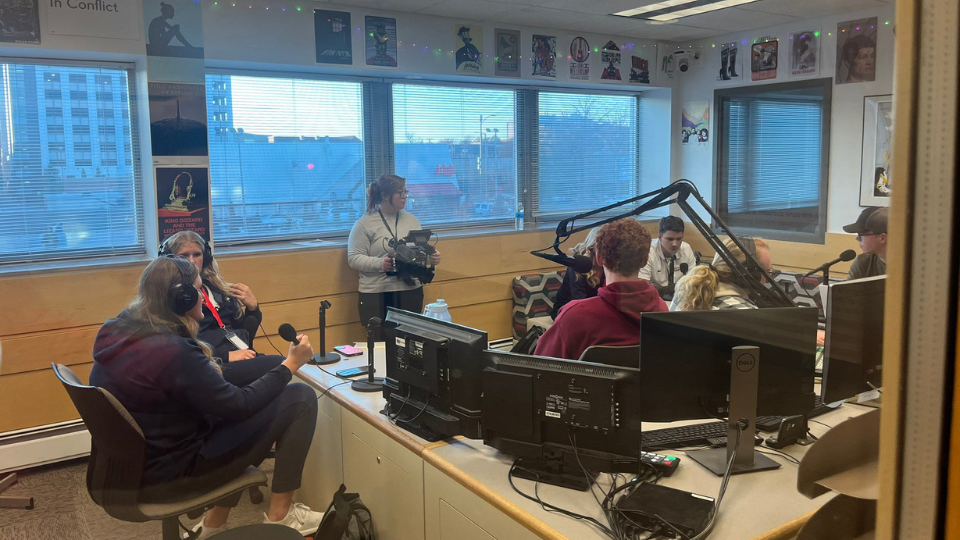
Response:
[843,206,888,280]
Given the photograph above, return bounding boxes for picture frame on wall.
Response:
[860,95,894,207]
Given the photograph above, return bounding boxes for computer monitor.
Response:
[821,276,885,404]
[639,307,819,422]
[481,350,642,490]
[382,307,488,440]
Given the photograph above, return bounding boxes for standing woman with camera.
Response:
[348,174,441,336]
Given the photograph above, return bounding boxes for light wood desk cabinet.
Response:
[341,408,426,540]
[297,391,343,510]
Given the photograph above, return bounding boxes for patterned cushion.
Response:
[771,271,842,313]
[511,272,563,340]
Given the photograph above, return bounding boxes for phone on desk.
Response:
[335,366,370,378]
[334,345,364,357]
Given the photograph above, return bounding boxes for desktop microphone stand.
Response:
[352,317,385,392]
[311,300,341,365]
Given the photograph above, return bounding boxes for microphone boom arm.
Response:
[535,179,794,308]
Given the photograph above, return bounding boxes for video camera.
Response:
[387,229,436,286]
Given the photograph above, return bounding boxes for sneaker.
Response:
[182,515,227,540]
[263,502,324,536]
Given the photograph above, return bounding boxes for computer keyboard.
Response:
[755,395,831,432]
[642,421,731,449]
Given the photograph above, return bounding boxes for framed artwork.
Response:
[860,95,894,206]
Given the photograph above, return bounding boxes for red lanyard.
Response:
[200,288,226,328]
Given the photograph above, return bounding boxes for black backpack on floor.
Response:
[314,484,376,540]
[511,325,545,355]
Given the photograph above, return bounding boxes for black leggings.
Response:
[358,288,424,340]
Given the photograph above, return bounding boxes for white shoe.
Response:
[182,515,227,539]
[263,502,324,536]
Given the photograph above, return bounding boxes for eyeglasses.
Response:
[396,190,410,198]
[856,233,877,240]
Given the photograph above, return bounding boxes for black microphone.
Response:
[531,251,594,273]
[679,263,689,274]
[803,250,857,278]
[278,323,300,345]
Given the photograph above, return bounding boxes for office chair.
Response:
[579,345,641,369]
[52,363,268,540]
[0,472,33,509]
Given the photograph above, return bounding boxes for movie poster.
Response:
[149,82,208,157]
[315,10,352,65]
[836,18,877,84]
[365,16,397,67]
[751,38,778,81]
[0,0,40,44]
[600,41,622,81]
[717,42,741,81]
[789,29,819,77]
[860,95,894,205]
[455,23,482,74]
[569,36,590,81]
[156,167,210,242]
[629,55,650,84]
[495,28,520,77]
[531,34,556,78]
[143,0,203,58]
[681,101,710,150]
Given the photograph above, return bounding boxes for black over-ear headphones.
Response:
[158,234,213,269]
[739,237,763,281]
[166,256,200,316]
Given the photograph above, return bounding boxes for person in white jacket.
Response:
[638,216,697,298]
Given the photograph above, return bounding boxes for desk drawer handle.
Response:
[377,456,381,464]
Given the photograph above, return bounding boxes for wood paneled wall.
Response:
[0,222,859,433]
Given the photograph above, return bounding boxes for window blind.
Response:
[206,73,364,244]
[0,61,143,265]
[391,83,516,228]
[534,91,639,219]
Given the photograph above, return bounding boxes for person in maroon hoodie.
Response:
[534,218,668,360]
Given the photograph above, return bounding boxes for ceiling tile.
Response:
[326,0,446,11]
[670,7,799,31]
[498,6,603,29]
[419,0,529,20]
[743,0,890,18]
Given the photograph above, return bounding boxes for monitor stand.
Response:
[510,456,598,491]
[686,346,780,476]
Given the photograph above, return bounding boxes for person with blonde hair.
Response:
[348,174,441,337]
[160,231,264,363]
[550,227,605,319]
[90,257,325,538]
[535,218,668,360]
[671,237,772,311]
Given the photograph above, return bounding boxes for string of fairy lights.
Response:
[202,1,890,60]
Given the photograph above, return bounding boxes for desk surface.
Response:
[295,344,872,540]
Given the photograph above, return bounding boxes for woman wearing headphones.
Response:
[550,227,604,320]
[670,237,772,311]
[160,231,262,363]
[90,257,324,538]
[347,174,441,336]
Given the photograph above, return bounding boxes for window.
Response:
[392,84,517,227]
[0,62,143,264]
[535,91,640,219]
[206,73,364,244]
[714,79,831,242]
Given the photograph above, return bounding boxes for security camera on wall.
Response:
[674,50,691,73]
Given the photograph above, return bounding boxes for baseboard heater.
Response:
[0,420,90,474]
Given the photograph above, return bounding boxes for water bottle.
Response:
[423,299,452,323]
[516,201,525,231]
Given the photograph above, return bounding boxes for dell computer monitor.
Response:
[639,307,819,422]
[822,275,885,404]
[382,307,488,440]
[481,350,642,490]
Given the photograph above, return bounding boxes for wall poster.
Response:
[789,29,820,77]
[600,41,622,81]
[531,34,556,78]
[717,42,741,81]
[0,0,40,44]
[148,82,208,157]
[860,95,894,206]
[455,23,482,74]
[156,167,210,243]
[569,36,590,81]
[751,37,778,81]
[314,9,352,65]
[681,101,710,150]
[365,16,398,67]
[494,28,520,77]
[836,17,877,84]
[629,55,650,84]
